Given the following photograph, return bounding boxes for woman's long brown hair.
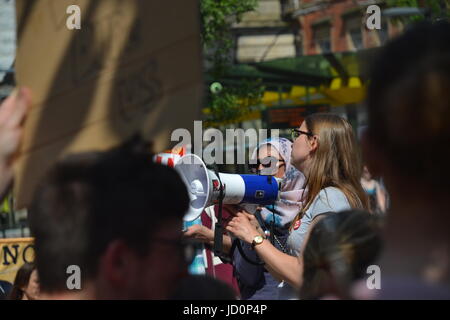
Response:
[8,262,35,300]
[291,114,368,230]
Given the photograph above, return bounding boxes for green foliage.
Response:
[201,0,258,70]
[207,79,265,126]
[200,0,264,126]
[200,0,258,45]
[387,0,450,22]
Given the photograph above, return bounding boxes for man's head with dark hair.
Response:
[28,136,190,299]
[364,21,450,192]
[361,21,450,295]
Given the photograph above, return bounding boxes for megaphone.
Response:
[175,154,280,221]
[153,146,187,167]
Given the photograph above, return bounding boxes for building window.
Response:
[313,23,331,53]
[378,20,389,45]
[345,14,363,51]
[294,22,303,56]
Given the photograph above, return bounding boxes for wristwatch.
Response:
[251,235,264,249]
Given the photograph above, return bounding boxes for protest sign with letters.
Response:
[0,237,34,283]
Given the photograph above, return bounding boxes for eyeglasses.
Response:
[249,157,285,174]
[152,238,197,265]
[291,128,314,141]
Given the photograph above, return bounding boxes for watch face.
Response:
[254,236,263,244]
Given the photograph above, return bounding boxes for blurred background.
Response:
[0,0,448,237]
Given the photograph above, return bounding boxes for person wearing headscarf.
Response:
[232,137,305,299]
[247,137,305,229]
[185,137,305,299]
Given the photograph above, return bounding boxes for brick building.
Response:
[232,0,298,63]
[281,0,404,55]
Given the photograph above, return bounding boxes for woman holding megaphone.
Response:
[226,113,369,299]
[184,137,305,299]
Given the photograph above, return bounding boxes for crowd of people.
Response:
[0,21,449,300]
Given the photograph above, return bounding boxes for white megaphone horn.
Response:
[175,154,281,222]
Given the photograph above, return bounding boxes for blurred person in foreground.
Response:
[28,136,193,299]
[299,210,382,300]
[360,21,450,299]
[171,275,236,300]
[8,262,40,300]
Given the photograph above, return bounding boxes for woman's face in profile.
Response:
[23,269,40,300]
[291,122,313,172]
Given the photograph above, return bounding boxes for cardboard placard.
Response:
[0,238,35,283]
[14,0,203,209]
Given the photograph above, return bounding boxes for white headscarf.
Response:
[250,137,305,229]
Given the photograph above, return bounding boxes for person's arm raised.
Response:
[0,88,31,199]
[227,212,328,289]
[376,182,387,212]
[184,224,233,254]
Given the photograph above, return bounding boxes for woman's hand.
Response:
[226,212,262,244]
[222,204,240,216]
[242,211,265,237]
[183,224,214,245]
[224,206,264,233]
[224,207,266,241]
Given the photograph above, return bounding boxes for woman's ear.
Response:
[309,135,319,152]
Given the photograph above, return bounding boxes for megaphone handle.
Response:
[270,204,275,244]
[254,208,267,231]
[213,222,223,254]
[213,166,230,263]
[255,207,276,246]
